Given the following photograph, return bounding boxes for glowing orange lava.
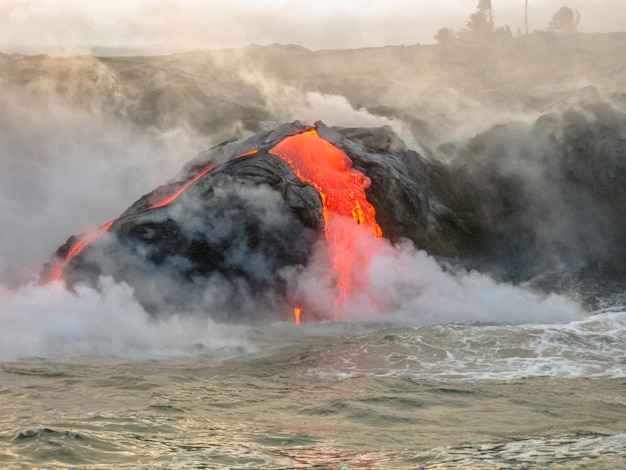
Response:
[293,307,302,324]
[48,217,118,282]
[235,149,259,159]
[269,129,382,309]
[150,165,217,209]
[150,150,257,209]
[45,132,382,320]
[46,150,259,284]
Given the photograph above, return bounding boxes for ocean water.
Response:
[1,287,625,469]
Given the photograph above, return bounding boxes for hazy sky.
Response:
[1,0,625,52]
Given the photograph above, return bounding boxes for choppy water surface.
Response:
[1,311,625,469]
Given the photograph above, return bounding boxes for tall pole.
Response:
[525,0,529,34]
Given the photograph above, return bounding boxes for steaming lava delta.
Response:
[43,117,626,320]
[43,122,414,322]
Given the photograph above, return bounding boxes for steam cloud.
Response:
[0,278,254,361]
[0,82,214,286]
[2,20,623,358]
[284,226,582,326]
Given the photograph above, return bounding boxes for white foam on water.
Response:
[309,310,626,381]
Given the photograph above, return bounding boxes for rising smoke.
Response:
[0,57,220,286]
[284,224,582,326]
[2,20,625,357]
[0,277,257,361]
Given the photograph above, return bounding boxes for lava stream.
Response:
[150,165,217,209]
[293,307,302,325]
[47,218,119,282]
[269,129,382,310]
[150,150,257,209]
[45,150,259,284]
[44,130,382,322]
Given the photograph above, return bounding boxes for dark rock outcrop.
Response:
[45,103,626,317]
[443,94,626,306]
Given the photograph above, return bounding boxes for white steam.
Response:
[0,40,596,360]
[0,227,583,361]
[0,277,251,361]
[0,77,214,286]
[236,67,422,149]
[287,224,583,326]
[285,91,420,151]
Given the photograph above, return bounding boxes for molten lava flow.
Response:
[151,150,257,209]
[269,129,382,311]
[47,149,259,284]
[46,133,381,320]
[150,165,217,209]
[236,149,260,158]
[48,217,118,282]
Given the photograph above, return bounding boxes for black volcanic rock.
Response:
[45,120,460,320]
[45,108,626,317]
[441,92,626,306]
[54,141,323,320]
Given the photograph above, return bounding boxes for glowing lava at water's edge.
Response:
[269,129,383,312]
[44,127,383,321]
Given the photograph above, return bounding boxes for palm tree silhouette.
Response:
[477,0,493,24]
[525,0,529,35]
[548,7,580,33]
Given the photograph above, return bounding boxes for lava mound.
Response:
[42,122,445,321]
[43,111,626,318]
